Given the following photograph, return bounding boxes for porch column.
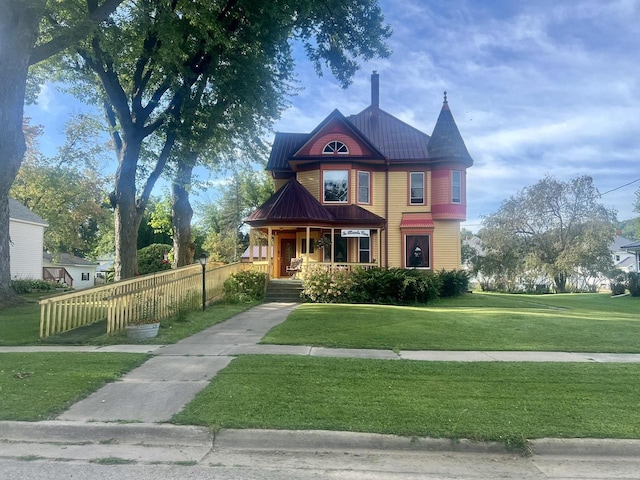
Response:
[249,228,254,263]
[305,226,311,272]
[267,227,273,278]
[331,228,335,264]
[377,228,382,267]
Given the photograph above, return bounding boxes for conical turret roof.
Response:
[427,92,473,167]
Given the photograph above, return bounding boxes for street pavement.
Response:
[2,301,640,478]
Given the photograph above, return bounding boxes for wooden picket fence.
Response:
[39,262,257,338]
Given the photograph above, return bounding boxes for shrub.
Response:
[300,265,353,303]
[437,269,469,298]
[608,269,627,296]
[137,243,173,275]
[223,270,268,303]
[628,272,640,297]
[303,267,443,305]
[11,279,60,294]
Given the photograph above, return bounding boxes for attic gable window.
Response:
[323,140,349,155]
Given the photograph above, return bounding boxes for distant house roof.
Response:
[611,235,636,251]
[43,252,97,267]
[9,198,48,227]
[622,240,640,252]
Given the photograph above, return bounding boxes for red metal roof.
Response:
[245,179,385,228]
[399,213,435,229]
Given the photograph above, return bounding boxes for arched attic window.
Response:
[323,140,349,155]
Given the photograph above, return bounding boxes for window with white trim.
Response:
[452,170,462,204]
[324,170,349,203]
[357,171,370,204]
[323,140,349,155]
[359,236,371,263]
[405,235,430,268]
[410,172,424,205]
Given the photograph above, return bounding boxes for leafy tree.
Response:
[480,175,616,293]
[54,0,390,281]
[10,115,112,257]
[0,0,125,303]
[199,167,274,263]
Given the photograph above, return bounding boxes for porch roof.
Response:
[245,178,385,228]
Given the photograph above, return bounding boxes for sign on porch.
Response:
[341,229,370,237]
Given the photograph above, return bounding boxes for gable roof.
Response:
[9,198,48,227]
[347,106,431,160]
[267,92,472,173]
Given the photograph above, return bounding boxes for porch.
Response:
[247,225,382,279]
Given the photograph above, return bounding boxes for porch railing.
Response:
[39,262,252,338]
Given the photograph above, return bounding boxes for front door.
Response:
[280,238,296,277]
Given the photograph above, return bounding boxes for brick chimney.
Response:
[371,71,379,119]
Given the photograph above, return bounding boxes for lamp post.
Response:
[199,253,207,311]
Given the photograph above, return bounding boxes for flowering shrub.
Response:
[300,265,353,303]
[223,270,267,302]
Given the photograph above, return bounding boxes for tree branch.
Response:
[30,0,124,65]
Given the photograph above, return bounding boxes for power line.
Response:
[599,178,640,197]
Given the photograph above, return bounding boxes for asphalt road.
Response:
[2,448,640,479]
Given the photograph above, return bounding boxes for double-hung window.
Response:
[452,170,462,204]
[357,171,370,204]
[410,172,424,205]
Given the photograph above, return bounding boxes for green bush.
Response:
[11,279,60,294]
[303,267,444,305]
[223,270,268,303]
[137,243,173,275]
[437,269,470,297]
[627,272,640,297]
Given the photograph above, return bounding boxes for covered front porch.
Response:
[245,178,386,279]
[247,225,383,279]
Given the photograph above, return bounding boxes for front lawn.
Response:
[0,352,147,421]
[0,297,259,346]
[173,355,640,444]
[261,293,640,352]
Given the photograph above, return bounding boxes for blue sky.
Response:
[25,0,640,230]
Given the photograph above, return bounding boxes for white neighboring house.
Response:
[611,235,637,272]
[43,252,98,290]
[9,198,48,280]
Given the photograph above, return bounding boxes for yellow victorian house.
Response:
[246,73,473,278]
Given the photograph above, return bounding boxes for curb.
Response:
[215,428,508,454]
[530,437,640,457]
[2,422,640,458]
[0,421,212,447]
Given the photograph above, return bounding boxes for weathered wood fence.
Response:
[39,262,259,338]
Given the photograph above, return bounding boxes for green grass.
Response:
[173,355,640,443]
[261,293,640,352]
[0,352,147,421]
[0,297,259,346]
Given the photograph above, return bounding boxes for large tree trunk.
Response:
[172,159,195,267]
[112,141,145,280]
[0,1,43,304]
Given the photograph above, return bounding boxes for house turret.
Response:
[428,92,472,221]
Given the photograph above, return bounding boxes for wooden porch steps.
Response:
[265,278,304,303]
